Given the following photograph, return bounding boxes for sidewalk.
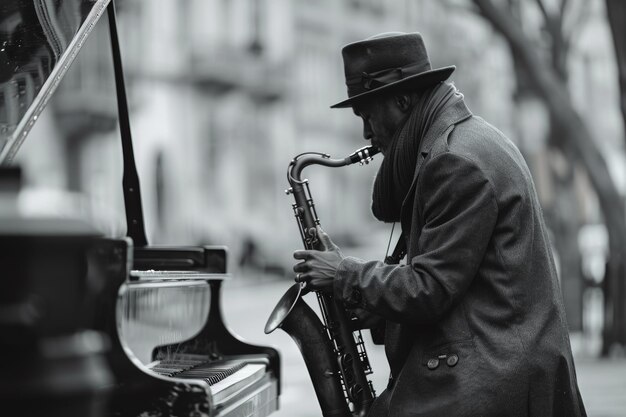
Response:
[576,357,626,417]
[226,272,626,416]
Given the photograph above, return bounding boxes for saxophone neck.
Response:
[286,145,380,250]
[288,145,380,184]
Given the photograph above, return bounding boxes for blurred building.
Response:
[18,0,444,273]
[13,0,625,354]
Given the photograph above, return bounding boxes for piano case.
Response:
[91,239,280,417]
[0,0,281,415]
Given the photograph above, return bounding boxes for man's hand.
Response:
[349,307,385,330]
[293,226,344,292]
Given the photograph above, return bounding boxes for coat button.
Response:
[426,358,440,370]
[446,354,459,367]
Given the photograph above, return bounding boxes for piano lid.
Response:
[0,0,110,164]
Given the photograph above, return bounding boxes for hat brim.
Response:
[330,65,456,109]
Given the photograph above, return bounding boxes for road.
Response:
[222,273,626,417]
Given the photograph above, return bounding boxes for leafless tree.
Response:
[604,0,626,354]
[471,0,626,354]
[506,0,589,333]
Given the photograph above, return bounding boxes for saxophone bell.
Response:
[264,283,302,334]
[265,283,352,417]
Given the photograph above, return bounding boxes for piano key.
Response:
[210,364,269,405]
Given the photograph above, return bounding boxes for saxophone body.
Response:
[265,146,380,417]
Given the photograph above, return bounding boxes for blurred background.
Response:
[4,0,626,415]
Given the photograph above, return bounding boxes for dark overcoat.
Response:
[334,100,587,416]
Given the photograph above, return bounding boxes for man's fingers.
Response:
[316,226,334,250]
[294,272,308,283]
[294,272,333,292]
[293,261,308,273]
[308,277,334,292]
[294,273,328,288]
[293,250,311,260]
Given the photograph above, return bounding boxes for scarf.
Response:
[372,82,464,222]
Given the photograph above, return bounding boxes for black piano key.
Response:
[150,354,207,373]
[149,356,249,386]
[176,362,247,385]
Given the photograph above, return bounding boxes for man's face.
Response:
[352,94,407,156]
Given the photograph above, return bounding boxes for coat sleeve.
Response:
[334,152,498,325]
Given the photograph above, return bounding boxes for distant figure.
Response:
[238,237,260,269]
[293,32,587,416]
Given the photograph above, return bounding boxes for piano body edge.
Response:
[89,237,280,416]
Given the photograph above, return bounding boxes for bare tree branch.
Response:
[559,0,571,18]
[563,0,592,45]
[529,0,570,79]
[556,0,570,36]
[534,0,551,23]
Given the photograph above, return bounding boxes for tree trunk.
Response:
[605,0,626,352]
[606,0,626,141]
[545,143,583,331]
[508,0,583,332]
[472,0,626,354]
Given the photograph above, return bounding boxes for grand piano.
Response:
[0,1,280,416]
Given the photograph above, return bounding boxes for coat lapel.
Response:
[399,99,473,237]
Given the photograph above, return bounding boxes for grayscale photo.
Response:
[1,0,625,416]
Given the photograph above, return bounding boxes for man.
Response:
[293,32,586,416]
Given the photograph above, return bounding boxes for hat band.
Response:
[345,60,431,95]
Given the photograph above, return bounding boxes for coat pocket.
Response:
[420,338,475,372]
[391,339,526,416]
[388,339,484,416]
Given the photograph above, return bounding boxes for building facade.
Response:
[14,2,624,347]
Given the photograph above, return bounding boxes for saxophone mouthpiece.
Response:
[347,146,380,165]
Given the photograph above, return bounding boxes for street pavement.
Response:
[575,357,626,417]
[222,272,626,417]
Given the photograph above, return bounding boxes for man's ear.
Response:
[395,94,412,112]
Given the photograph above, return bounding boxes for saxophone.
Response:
[265,145,380,417]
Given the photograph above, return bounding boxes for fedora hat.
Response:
[331,32,455,108]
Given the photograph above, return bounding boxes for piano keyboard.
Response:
[148,353,274,407]
[151,357,248,385]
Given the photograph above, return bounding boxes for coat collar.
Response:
[400,99,473,224]
[413,98,472,177]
